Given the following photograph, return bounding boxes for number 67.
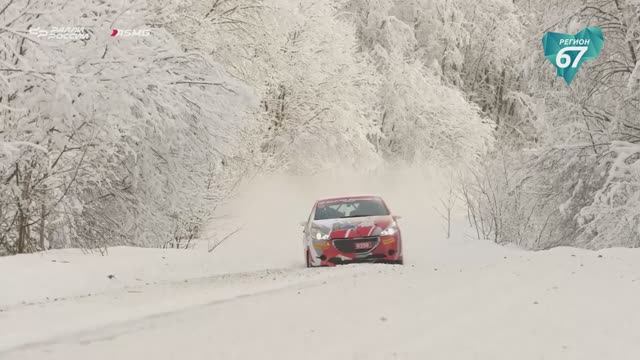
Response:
[555,46,589,69]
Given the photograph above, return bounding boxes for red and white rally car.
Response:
[300,195,403,267]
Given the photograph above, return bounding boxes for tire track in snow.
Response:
[0,264,376,355]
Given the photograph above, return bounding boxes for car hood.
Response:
[311,216,394,239]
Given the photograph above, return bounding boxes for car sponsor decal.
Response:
[354,242,373,250]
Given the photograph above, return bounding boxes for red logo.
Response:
[109,28,150,38]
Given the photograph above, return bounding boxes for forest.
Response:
[1,0,639,255]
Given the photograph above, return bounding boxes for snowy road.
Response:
[3,238,640,359]
[2,172,640,359]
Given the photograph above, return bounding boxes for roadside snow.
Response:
[0,246,237,308]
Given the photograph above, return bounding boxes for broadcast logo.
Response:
[110,28,151,38]
[542,26,604,85]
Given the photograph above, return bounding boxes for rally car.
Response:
[300,195,403,267]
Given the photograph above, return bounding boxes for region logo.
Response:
[542,26,604,85]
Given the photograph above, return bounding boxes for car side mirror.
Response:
[393,215,402,221]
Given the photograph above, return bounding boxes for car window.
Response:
[314,198,389,220]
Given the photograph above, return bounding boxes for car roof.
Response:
[316,195,383,203]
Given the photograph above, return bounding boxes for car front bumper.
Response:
[311,234,402,266]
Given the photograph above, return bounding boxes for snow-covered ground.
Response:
[2,170,640,359]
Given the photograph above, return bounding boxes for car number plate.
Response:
[355,242,372,250]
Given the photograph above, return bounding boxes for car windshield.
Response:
[314,198,389,220]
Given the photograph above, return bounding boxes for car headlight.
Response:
[380,222,398,236]
[311,227,330,241]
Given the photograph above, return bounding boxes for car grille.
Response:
[333,237,379,253]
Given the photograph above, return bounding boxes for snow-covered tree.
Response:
[347,0,494,166]
[0,0,256,254]
[4,0,637,255]
[155,0,385,174]
[464,0,640,249]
